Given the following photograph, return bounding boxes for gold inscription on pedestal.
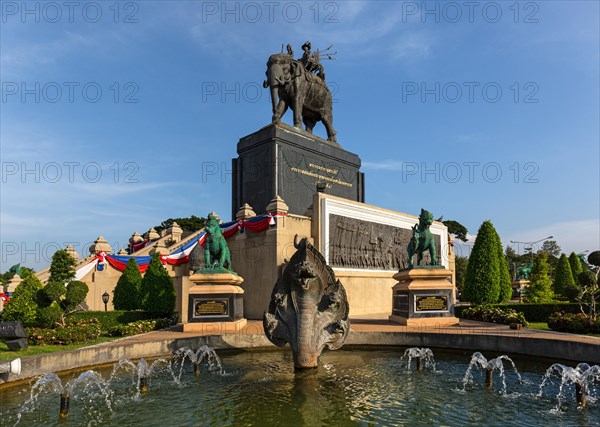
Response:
[290,166,353,188]
[194,299,228,316]
[415,296,448,312]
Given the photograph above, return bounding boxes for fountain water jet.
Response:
[173,345,223,380]
[538,363,600,408]
[109,357,173,395]
[20,370,111,420]
[462,352,521,393]
[402,348,436,372]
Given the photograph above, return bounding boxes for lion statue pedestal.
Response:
[182,212,247,333]
[389,267,458,327]
[183,272,246,333]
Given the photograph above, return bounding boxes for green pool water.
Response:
[1,348,597,426]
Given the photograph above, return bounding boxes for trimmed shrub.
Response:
[113,258,142,310]
[569,252,583,281]
[588,251,600,268]
[547,312,600,335]
[554,254,575,297]
[63,281,88,311]
[40,282,66,306]
[140,253,176,315]
[494,230,512,303]
[564,286,581,301]
[524,253,554,303]
[37,304,63,328]
[48,249,76,284]
[578,270,597,287]
[461,305,528,326]
[463,221,500,304]
[1,274,43,326]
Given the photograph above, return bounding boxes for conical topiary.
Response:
[463,220,500,304]
[113,257,142,310]
[140,253,175,315]
[553,254,575,296]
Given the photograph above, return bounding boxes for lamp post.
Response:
[510,236,554,261]
[102,291,109,312]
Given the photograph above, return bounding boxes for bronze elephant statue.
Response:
[263,53,337,142]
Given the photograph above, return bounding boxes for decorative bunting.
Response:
[74,213,286,275]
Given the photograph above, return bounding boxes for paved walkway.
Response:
[109,314,599,348]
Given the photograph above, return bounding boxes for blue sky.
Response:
[1,1,599,270]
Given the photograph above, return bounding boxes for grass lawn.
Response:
[526,322,551,331]
[0,337,117,362]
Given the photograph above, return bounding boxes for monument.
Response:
[263,236,350,369]
[182,212,246,332]
[232,42,364,218]
[389,209,458,326]
[227,41,455,317]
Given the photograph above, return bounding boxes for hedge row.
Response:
[70,310,155,330]
[455,303,581,322]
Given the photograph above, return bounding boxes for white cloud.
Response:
[362,160,405,171]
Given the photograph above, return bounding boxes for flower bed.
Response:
[24,312,179,345]
[460,305,528,326]
[547,312,600,334]
[27,318,101,345]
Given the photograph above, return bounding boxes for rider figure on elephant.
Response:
[300,41,326,82]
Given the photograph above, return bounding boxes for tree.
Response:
[1,266,35,285]
[568,252,583,283]
[588,250,600,273]
[49,249,76,284]
[140,253,176,315]
[37,280,89,327]
[454,256,468,291]
[443,220,468,242]
[1,274,43,326]
[577,271,599,320]
[553,254,575,296]
[536,241,560,281]
[154,215,206,235]
[524,253,554,303]
[494,230,512,303]
[113,258,142,310]
[463,220,500,304]
[539,240,561,258]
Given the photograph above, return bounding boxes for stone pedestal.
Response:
[389,268,458,326]
[232,122,364,218]
[182,272,247,332]
[512,279,530,301]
